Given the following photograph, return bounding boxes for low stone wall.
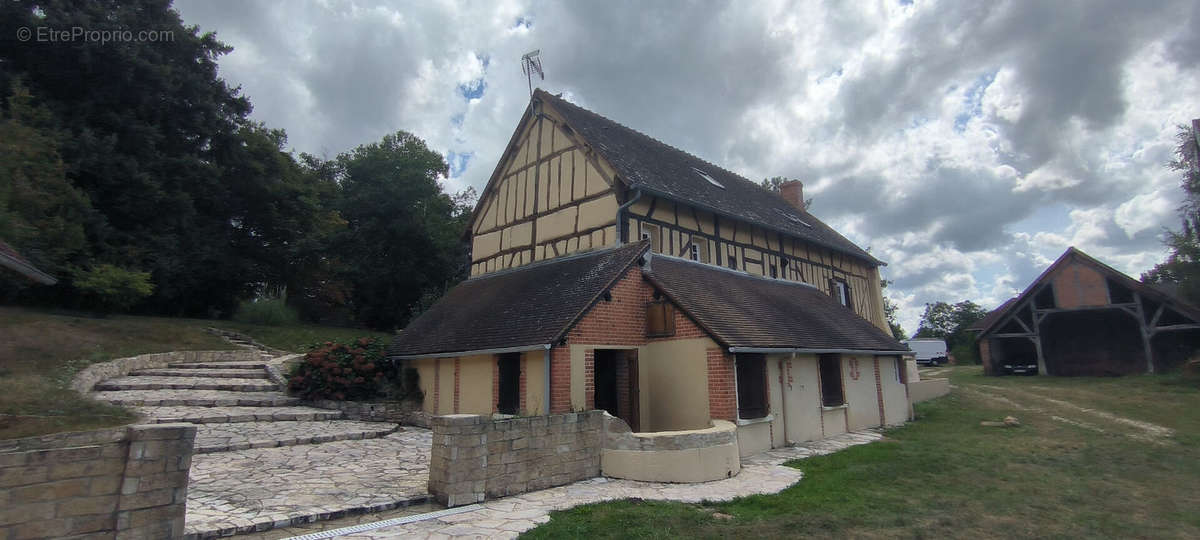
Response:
[71,350,262,394]
[308,399,431,428]
[602,416,740,483]
[428,412,602,507]
[909,379,951,404]
[0,423,197,539]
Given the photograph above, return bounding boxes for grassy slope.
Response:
[524,366,1200,539]
[0,307,390,440]
[0,307,234,439]
[212,321,392,353]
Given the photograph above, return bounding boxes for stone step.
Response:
[184,429,432,539]
[193,420,400,454]
[168,361,269,369]
[130,368,269,379]
[135,405,344,424]
[92,389,300,407]
[94,376,278,392]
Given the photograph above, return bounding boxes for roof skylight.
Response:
[775,208,812,228]
[692,167,725,189]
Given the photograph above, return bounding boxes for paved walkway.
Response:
[88,347,428,540]
[328,430,881,539]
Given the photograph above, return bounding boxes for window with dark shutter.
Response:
[645,300,675,337]
[818,354,844,407]
[736,353,767,419]
[830,278,851,308]
[497,353,521,414]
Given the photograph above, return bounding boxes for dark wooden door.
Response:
[626,350,640,432]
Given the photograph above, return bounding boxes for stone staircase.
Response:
[89,355,431,538]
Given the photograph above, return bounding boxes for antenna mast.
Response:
[521,49,544,97]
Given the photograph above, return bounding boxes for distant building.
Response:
[971,247,1200,376]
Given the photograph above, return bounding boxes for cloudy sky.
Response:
[174,0,1200,334]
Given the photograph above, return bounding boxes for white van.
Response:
[901,338,949,366]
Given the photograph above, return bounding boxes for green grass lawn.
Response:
[524,366,1200,539]
[0,306,391,440]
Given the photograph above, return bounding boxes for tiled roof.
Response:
[643,255,906,351]
[968,298,1017,332]
[387,242,649,357]
[537,89,881,266]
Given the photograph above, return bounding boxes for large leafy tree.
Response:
[328,132,472,330]
[1142,121,1200,305]
[914,300,987,364]
[881,280,907,340]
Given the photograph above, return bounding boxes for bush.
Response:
[71,264,154,313]
[287,337,395,401]
[233,296,300,326]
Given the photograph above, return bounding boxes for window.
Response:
[688,241,708,263]
[497,353,521,414]
[735,353,767,419]
[894,357,903,383]
[690,243,701,261]
[639,223,660,252]
[645,300,676,337]
[830,278,851,308]
[818,354,844,407]
[727,254,738,270]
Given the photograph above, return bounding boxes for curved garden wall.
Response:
[601,414,740,483]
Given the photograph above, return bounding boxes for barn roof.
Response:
[973,247,1200,338]
[534,90,882,266]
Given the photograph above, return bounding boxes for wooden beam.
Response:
[1151,324,1200,333]
[1133,292,1155,374]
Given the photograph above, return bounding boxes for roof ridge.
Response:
[537,90,782,201]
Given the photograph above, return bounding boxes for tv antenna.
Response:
[521,49,544,97]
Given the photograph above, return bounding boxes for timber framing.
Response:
[975,247,1200,375]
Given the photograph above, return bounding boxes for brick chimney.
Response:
[779,180,804,210]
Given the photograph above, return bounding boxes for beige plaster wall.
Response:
[412,358,438,414]
[781,355,824,443]
[766,358,786,448]
[843,355,881,431]
[523,351,546,416]
[822,407,847,437]
[735,421,773,457]
[601,418,740,483]
[641,337,714,431]
[880,357,910,425]
[458,355,493,415]
[437,359,454,414]
[909,379,950,404]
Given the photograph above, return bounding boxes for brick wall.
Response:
[428,412,602,507]
[0,423,197,539]
[707,348,736,421]
[552,264,716,414]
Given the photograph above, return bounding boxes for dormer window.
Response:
[774,207,812,228]
[692,168,725,189]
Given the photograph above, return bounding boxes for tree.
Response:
[329,131,472,330]
[914,300,988,364]
[881,280,907,340]
[1142,120,1200,305]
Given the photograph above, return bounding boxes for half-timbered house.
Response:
[388,90,910,461]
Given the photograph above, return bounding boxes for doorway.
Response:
[594,349,639,431]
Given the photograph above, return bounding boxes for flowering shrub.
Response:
[287,337,396,401]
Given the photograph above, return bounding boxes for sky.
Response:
[173,0,1200,335]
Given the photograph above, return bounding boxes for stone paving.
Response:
[336,430,882,539]
[136,405,345,424]
[185,429,432,538]
[193,420,400,453]
[95,374,279,391]
[87,351,425,539]
[93,388,302,406]
[133,367,271,379]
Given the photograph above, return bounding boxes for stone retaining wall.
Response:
[308,399,431,428]
[0,423,197,539]
[71,350,262,394]
[428,411,602,507]
[601,416,740,482]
